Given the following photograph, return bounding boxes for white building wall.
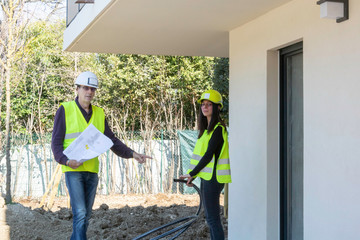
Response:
[63,0,112,51]
[228,0,360,239]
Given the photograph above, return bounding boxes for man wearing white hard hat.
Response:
[51,71,151,240]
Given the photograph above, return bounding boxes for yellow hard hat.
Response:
[197,89,223,109]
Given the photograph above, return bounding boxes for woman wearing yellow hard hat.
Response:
[180,89,231,240]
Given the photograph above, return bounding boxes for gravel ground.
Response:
[5,193,228,239]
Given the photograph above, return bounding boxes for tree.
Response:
[0,0,27,204]
[0,15,229,195]
[0,0,63,203]
[94,54,215,131]
[212,57,229,124]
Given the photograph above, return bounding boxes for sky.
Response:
[0,0,66,22]
[24,1,66,22]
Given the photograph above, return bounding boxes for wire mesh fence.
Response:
[0,130,197,198]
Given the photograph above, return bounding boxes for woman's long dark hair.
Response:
[197,102,225,138]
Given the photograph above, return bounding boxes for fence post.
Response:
[106,151,110,195]
[160,129,163,193]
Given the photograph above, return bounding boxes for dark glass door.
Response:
[280,42,303,240]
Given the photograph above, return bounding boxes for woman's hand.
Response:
[179,174,194,187]
[133,152,152,164]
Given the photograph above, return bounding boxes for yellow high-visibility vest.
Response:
[61,101,105,173]
[188,123,231,183]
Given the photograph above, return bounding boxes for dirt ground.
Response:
[5,193,228,239]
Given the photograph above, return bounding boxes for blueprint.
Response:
[63,123,113,163]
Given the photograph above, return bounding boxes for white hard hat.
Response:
[75,71,99,88]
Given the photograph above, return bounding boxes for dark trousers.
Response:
[201,175,225,240]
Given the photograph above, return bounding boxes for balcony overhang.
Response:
[64,0,291,57]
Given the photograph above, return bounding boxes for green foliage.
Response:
[212,57,229,123]
[9,20,76,134]
[3,20,229,134]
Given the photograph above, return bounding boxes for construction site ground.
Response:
[6,193,228,239]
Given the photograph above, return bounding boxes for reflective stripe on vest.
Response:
[61,101,105,173]
[189,154,231,176]
[187,123,231,183]
[64,132,81,140]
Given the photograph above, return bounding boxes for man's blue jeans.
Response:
[201,175,225,240]
[65,171,99,240]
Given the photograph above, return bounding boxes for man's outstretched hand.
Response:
[133,152,152,164]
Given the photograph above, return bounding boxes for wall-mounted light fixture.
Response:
[316,0,349,23]
[75,0,94,3]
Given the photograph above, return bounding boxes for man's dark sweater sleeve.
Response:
[51,106,68,165]
[189,127,224,177]
[104,119,134,159]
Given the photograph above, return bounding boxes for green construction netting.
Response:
[177,130,200,194]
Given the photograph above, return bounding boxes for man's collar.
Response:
[75,96,92,113]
